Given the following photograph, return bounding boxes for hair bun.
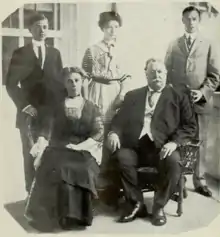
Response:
[98,11,122,29]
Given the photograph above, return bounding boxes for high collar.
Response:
[32,39,45,47]
[66,94,82,99]
[184,31,198,41]
[147,85,164,93]
[96,40,115,53]
[102,39,115,47]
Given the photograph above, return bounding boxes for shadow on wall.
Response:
[206,93,220,180]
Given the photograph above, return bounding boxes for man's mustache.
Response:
[152,77,163,81]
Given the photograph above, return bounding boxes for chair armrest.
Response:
[181,139,202,148]
[137,167,158,174]
[179,139,201,174]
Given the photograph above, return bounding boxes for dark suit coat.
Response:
[110,84,197,149]
[165,34,220,114]
[6,43,63,128]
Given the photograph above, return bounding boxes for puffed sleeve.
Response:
[81,47,93,99]
[82,47,93,75]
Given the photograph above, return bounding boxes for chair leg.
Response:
[177,174,183,217]
[183,175,188,198]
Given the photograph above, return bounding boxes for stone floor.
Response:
[1,175,219,235]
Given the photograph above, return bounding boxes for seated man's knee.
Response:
[114,148,138,167]
[162,151,181,179]
[165,150,181,167]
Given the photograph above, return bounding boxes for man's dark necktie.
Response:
[187,36,192,50]
[148,91,156,108]
[38,46,43,67]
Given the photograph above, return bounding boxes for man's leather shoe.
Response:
[195,186,212,197]
[152,207,167,226]
[117,202,148,223]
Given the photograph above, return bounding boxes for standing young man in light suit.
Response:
[165,6,220,197]
[6,12,63,194]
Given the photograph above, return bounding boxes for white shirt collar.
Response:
[184,31,197,41]
[148,85,163,93]
[65,96,84,108]
[32,39,45,47]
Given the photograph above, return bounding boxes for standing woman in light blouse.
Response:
[82,11,130,172]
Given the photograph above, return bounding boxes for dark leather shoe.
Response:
[152,207,167,226]
[59,217,86,230]
[195,186,212,197]
[117,202,148,223]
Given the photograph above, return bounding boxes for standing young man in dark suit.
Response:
[106,58,197,226]
[6,12,63,194]
[165,6,220,197]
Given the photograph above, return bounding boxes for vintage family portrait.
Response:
[1,0,220,235]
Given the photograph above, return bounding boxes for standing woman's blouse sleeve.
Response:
[82,48,93,75]
[82,45,121,79]
[82,48,94,99]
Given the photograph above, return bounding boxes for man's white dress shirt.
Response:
[32,39,46,69]
[139,87,162,140]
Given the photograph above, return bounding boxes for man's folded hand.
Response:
[191,89,203,103]
[30,137,48,170]
[22,105,38,117]
[160,142,177,159]
[106,132,121,153]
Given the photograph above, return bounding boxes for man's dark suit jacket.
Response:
[110,84,197,149]
[6,43,63,128]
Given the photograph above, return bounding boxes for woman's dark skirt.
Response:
[25,146,100,229]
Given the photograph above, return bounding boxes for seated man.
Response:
[106,58,197,226]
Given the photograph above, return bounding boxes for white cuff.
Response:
[107,131,119,139]
[22,104,31,112]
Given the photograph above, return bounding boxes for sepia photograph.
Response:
[0,0,220,235]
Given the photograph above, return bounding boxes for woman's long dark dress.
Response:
[25,99,104,228]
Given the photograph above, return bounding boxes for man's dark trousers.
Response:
[114,134,182,208]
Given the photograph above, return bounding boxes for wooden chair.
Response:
[137,139,201,216]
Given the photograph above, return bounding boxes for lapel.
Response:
[178,34,203,58]
[188,34,203,57]
[27,42,50,69]
[43,44,49,70]
[152,86,169,120]
[178,35,189,56]
[134,86,148,126]
[26,43,39,65]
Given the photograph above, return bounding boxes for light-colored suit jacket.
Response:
[165,34,220,114]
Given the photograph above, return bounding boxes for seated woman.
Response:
[24,67,104,231]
